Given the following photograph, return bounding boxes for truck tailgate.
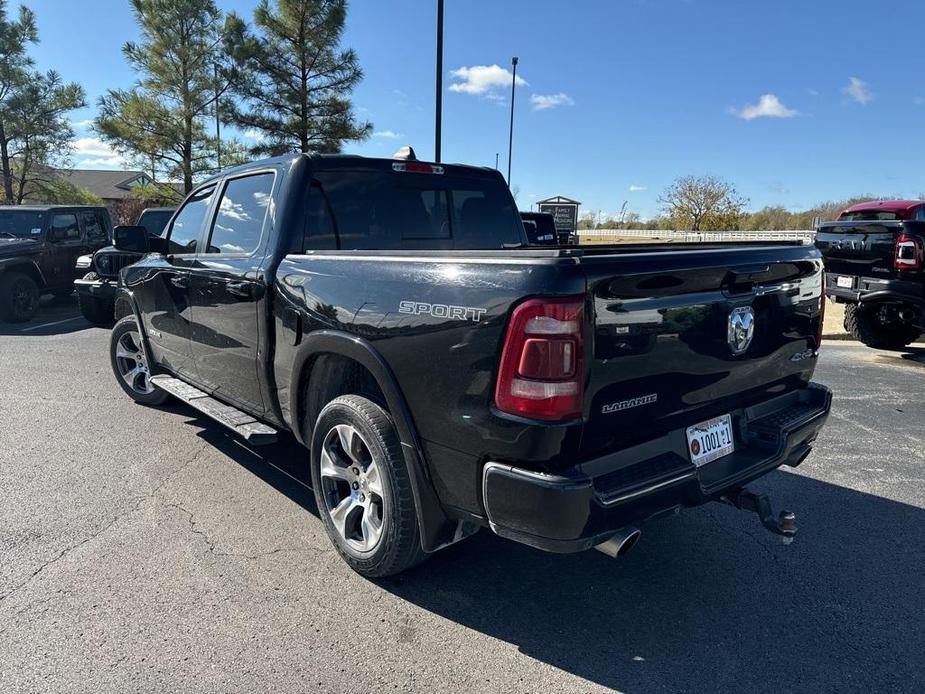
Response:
[814,221,903,278]
[579,244,823,456]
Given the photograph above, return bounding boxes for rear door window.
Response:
[308,170,520,250]
[80,211,107,242]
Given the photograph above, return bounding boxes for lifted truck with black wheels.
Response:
[74,207,175,325]
[816,200,925,349]
[108,151,831,577]
[0,205,111,322]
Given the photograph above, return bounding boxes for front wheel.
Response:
[109,316,169,405]
[844,303,921,349]
[0,271,39,323]
[308,395,426,577]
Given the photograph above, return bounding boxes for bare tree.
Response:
[658,175,748,231]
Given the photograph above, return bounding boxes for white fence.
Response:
[578,229,817,244]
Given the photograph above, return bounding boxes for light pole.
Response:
[507,56,518,185]
[434,0,444,163]
[495,152,499,170]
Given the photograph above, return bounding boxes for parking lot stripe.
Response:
[19,316,85,333]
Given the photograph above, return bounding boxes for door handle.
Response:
[169,276,188,289]
[226,281,252,298]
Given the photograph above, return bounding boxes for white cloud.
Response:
[242,128,266,141]
[734,94,799,120]
[844,77,873,105]
[530,93,575,111]
[373,130,403,139]
[70,137,128,167]
[449,64,527,97]
[628,184,647,192]
[69,118,94,130]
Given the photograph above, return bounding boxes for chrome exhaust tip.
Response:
[594,527,642,558]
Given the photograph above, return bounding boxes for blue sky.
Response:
[23,0,925,219]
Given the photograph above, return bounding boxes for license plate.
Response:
[686,414,735,466]
[836,275,853,289]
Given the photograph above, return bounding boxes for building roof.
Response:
[537,195,581,205]
[54,169,155,200]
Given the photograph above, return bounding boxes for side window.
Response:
[166,185,215,254]
[206,173,274,254]
[80,211,106,242]
[301,183,338,251]
[51,213,79,240]
[451,189,520,247]
[915,207,925,222]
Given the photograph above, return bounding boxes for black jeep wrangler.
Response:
[0,205,111,322]
[74,207,174,324]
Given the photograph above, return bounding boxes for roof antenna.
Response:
[393,146,417,161]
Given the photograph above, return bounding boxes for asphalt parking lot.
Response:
[1,297,923,693]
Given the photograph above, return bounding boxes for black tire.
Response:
[308,394,426,577]
[109,316,169,406]
[844,303,921,349]
[0,271,39,323]
[77,273,114,326]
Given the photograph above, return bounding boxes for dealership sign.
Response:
[536,195,581,236]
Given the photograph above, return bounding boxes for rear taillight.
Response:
[894,235,922,271]
[495,297,584,421]
[816,272,826,350]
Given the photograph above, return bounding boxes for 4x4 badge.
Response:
[727,306,755,355]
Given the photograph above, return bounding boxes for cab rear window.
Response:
[300,170,521,250]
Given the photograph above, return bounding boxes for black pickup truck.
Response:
[0,205,111,322]
[816,200,924,348]
[108,153,831,576]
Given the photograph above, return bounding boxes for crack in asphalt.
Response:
[160,498,329,561]
[0,442,209,605]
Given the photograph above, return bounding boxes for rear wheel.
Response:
[77,273,114,326]
[308,395,426,577]
[109,316,169,405]
[0,271,39,323]
[844,303,921,349]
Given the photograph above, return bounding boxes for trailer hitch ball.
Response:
[723,487,798,544]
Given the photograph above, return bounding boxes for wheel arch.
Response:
[0,258,45,288]
[290,330,454,552]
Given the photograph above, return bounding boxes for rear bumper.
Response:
[73,277,117,301]
[482,383,832,553]
[824,272,925,307]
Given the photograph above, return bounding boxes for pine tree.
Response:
[226,0,371,156]
[0,2,84,204]
[96,0,231,193]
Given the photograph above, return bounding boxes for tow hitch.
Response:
[721,487,797,544]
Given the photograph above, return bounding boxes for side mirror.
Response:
[113,225,149,253]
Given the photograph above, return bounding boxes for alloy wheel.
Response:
[114,330,154,394]
[319,424,386,553]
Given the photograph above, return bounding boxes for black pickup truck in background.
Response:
[108,152,831,576]
[520,211,558,245]
[0,205,112,322]
[816,199,924,348]
[74,206,175,325]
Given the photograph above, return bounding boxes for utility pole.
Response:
[507,56,518,185]
[434,0,444,163]
[214,62,221,171]
[495,152,499,170]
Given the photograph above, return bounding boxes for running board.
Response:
[150,375,278,445]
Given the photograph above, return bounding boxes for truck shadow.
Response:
[185,418,923,692]
[0,295,94,336]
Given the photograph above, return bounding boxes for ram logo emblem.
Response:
[727,306,755,355]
